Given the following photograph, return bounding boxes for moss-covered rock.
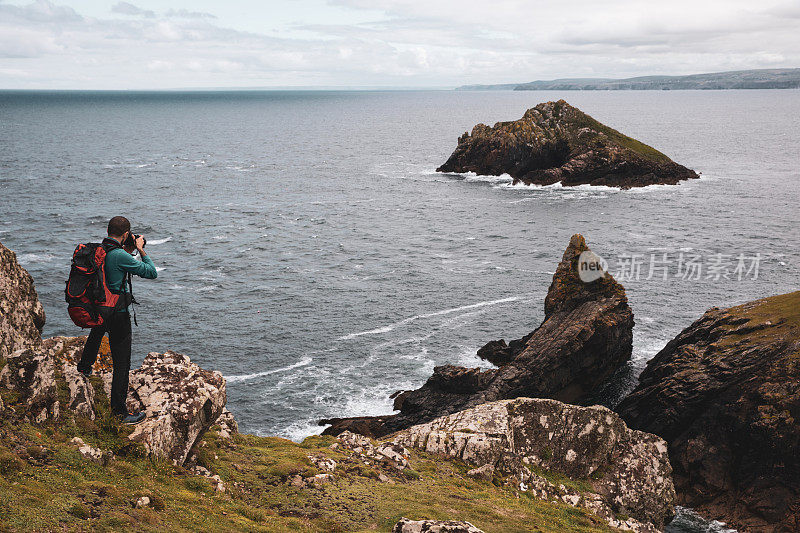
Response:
[437,100,699,188]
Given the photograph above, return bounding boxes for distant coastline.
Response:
[457,68,800,91]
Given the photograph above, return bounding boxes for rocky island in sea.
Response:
[2,233,799,532]
[437,100,699,188]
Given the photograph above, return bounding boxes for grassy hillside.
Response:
[0,376,617,533]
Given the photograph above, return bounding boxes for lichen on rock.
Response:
[0,239,46,358]
[124,350,228,465]
[393,518,485,533]
[391,397,675,531]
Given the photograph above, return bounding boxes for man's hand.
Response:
[135,235,146,255]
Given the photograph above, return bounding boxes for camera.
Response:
[123,233,146,249]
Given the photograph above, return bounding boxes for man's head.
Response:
[108,216,131,239]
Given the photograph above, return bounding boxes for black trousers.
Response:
[77,312,132,416]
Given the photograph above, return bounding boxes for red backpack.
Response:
[65,241,131,328]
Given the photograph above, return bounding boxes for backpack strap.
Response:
[102,238,139,327]
[101,237,122,253]
[127,271,139,327]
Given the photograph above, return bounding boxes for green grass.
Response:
[526,465,594,494]
[573,111,672,162]
[717,291,800,357]
[0,406,619,532]
[0,343,618,532]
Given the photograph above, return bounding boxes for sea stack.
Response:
[437,100,699,188]
[322,234,634,437]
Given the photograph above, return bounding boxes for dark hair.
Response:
[107,216,131,237]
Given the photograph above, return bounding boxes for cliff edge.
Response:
[617,291,800,532]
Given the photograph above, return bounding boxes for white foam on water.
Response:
[337,296,520,340]
[625,174,718,194]
[226,356,314,384]
[497,180,562,190]
[155,266,165,272]
[195,285,218,292]
[463,172,513,184]
[667,506,737,533]
[17,253,56,264]
[454,345,492,369]
[148,236,172,245]
[281,419,325,442]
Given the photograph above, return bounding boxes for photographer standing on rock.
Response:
[76,216,157,424]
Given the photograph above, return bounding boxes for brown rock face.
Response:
[0,239,46,357]
[322,234,633,437]
[392,398,675,531]
[437,100,699,188]
[616,291,800,532]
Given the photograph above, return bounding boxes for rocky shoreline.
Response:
[321,234,634,437]
[618,292,800,532]
[437,100,699,189]
[2,235,799,532]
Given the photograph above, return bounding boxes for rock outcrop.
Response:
[617,291,800,532]
[393,518,485,533]
[126,350,227,465]
[0,239,229,466]
[393,397,675,532]
[0,347,60,423]
[322,234,633,437]
[0,239,45,357]
[437,100,699,188]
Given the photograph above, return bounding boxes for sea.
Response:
[1,88,798,532]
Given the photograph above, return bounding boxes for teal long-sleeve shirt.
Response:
[103,244,157,312]
[105,248,157,291]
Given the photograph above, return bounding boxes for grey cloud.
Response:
[164,9,217,19]
[111,2,155,18]
[0,0,82,23]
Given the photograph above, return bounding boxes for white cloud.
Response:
[0,0,797,88]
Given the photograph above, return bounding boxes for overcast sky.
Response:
[1,0,799,89]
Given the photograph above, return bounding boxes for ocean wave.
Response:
[338,296,520,340]
[279,419,325,442]
[667,506,736,533]
[464,172,513,184]
[195,285,217,292]
[17,253,56,264]
[625,174,717,194]
[226,356,313,384]
[148,236,172,245]
[454,345,492,369]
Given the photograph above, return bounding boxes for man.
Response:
[77,216,157,424]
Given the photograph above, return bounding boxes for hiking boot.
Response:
[119,412,147,425]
